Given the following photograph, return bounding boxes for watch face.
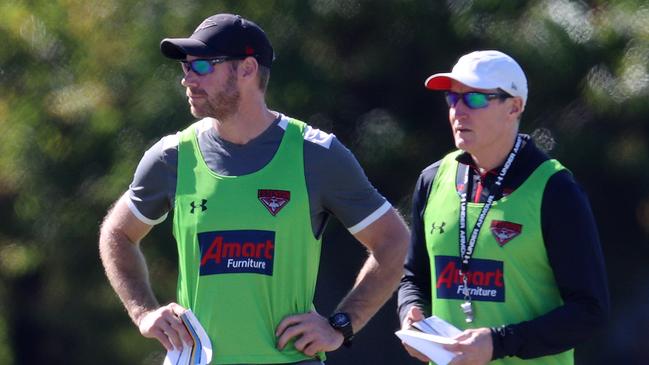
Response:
[332,313,350,327]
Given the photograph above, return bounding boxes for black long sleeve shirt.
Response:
[397,136,610,360]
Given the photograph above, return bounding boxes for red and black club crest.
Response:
[258,189,290,216]
[490,220,522,246]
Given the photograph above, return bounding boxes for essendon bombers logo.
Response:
[198,230,275,276]
[490,220,522,246]
[435,256,505,302]
[258,189,290,216]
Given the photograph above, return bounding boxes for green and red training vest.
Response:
[173,118,322,364]
[423,151,573,365]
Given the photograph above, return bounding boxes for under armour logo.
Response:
[190,199,208,214]
[430,222,446,234]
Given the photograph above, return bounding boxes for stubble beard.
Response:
[190,71,241,120]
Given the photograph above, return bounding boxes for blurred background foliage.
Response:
[0,0,647,364]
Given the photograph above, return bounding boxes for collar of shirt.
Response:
[454,135,534,203]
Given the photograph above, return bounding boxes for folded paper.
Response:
[395,316,462,365]
[163,310,212,365]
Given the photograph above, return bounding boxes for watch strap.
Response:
[328,312,354,347]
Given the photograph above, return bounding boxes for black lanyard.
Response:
[457,135,524,323]
[458,134,524,275]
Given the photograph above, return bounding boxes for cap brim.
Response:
[160,38,216,60]
[425,72,506,92]
[424,73,455,90]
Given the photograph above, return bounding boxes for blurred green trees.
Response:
[1,1,647,364]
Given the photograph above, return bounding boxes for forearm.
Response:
[491,172,610,359]
[397,226,432,324]
[491,239,609,358]
[397,169,435,325]
[336,240,405,332]
[397,276,431,325]
[491,298,608,359]
[99,208,159,325]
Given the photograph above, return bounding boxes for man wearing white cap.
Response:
[397,50,609,364]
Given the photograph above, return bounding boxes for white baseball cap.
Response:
[425,50,528,108]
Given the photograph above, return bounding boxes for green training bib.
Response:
[423,151,573,365]
[173,118,322,364]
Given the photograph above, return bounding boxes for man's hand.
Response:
[275,311,343,356]
[137,303,192,351]
[445,327,493,365]
[400,306,431,363]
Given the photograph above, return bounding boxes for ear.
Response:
[508,97,524,118]
[239,57,259,79]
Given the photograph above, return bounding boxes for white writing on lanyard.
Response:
[458,134,524,323]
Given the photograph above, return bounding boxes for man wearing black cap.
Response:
[397,51,608,364]
[99,13,409,365]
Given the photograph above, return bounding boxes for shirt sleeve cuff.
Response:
[126,198,167,225]
[347,201,391,235]
[491,325,518,360]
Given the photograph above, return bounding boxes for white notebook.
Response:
[395,316,462,365]
[163,310,212,365]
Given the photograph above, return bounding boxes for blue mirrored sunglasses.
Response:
[444,91,512,109]
[179,56,248,76]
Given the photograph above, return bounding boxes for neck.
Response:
[471,133,519,173]
[212,97,276,145]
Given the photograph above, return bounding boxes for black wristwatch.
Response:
[328,312,354,348]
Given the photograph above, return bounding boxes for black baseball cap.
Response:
[160,13,275,67]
